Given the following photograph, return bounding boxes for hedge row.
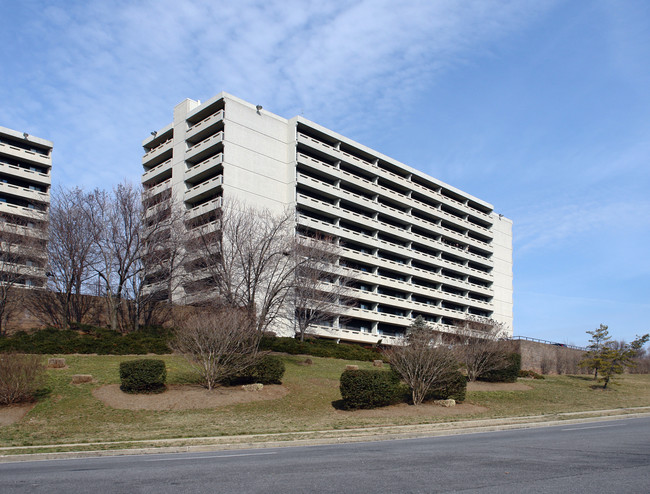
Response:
[0,326,172,355]
[478,353,522,383]
[260,336,386,362]
[339,368,468,409]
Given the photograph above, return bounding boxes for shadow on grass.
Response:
[331,399,349,410]
[566,375,597,382]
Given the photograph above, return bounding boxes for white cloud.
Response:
[0,0,557,188]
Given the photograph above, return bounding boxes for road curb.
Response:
[2,407,650,463]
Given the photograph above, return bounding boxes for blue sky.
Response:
[1,0,648,346]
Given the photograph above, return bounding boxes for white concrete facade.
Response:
[141,93,513,344]
[0,125,51,287]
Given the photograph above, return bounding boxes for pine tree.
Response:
[579,324,611,380]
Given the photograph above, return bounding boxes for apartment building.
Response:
[141,93,513,344]
[0,126,51,288]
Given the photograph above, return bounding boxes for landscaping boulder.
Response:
[373,360,383,367]
[345,365,359,371]
[433,399,456,407]
[242,383,263,392]
[71,374,93,384]
[48,358,66,368]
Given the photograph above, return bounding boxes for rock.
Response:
[242,383,263,392]
[345,365,359,371]
[48,358,66,368]
[373,360,383,367]
[433,399,456,407]
[71,374,93,384]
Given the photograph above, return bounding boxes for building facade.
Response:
[141,93,513,344]
[0,126,51,289]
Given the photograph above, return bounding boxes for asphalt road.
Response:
[2,417,649,493]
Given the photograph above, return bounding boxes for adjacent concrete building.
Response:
[0,126,51,288]
[141,93,513,344]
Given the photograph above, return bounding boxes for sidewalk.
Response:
[2,406,650,463]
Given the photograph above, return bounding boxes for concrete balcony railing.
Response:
[185,153,223,183]
[0,200,47,220]
[0,141,51,167]
[0,162,50,186]
[184,175,223,203]
[142,138,173,166]
[185,197,223,221]
[142,158,172,186]
[0,182,49,203]
[185,132,224,162]
[186,109,224,140]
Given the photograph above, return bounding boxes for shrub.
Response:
[119,359,167,393]
[426,370,467,403]
[0,326,172,355]
[230,355,286,385]
[260,336,386,362]
[0,353,46,405]
[478,353,521,383]
[519,369,545,380]
[339,369,403,410]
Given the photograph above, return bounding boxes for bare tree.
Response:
[386,316,459,405]
[87,182,145,332]
[453,315,509,382]
[187,202,298,333]
[292,234,354,341]
[172,309,263,390]
[44,186,99,328]
[0,216,46,335]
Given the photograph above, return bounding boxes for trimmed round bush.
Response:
[339,369,403,410]
[237,355,286,385]
[479,353,521,383]
[426,370,467,403]
[119,359,167,393]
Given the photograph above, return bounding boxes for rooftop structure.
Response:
[141,93,513,344]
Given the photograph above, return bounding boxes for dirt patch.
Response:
[92,384,289,411]
[339,402,487,418]
[467,381,532,392]
[0,403,36,426]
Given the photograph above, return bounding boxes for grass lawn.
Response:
[1,354,649,450]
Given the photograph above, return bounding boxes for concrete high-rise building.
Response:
[141,93,513,344]
[0,126,51,288]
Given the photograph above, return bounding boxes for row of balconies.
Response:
[297,215,492,296]
[296,172,492,250]
[0,180,49,204]
[296,191,493,268]
[296,133,493,223]
[298,152,493,236]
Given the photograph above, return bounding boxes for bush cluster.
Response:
[227,355,286,385]
[260,336,386,362]
[478,353,521,383]
[339,369,404,409]
[0,353,46,405]
[519,369,545,380]
[119,359,167,393]
[0,326,172,355]
[426,370,467,403]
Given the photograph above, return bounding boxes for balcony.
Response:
[142,159,172,186]
[186,109,224,141]
[185,153,223,184]
[185,132,223,163]
[186,197,223,222]
[142,138,172,168]
[0,141,51,167]
[184,175,223,204]
[0,181,49,204]
[0,162,50,187]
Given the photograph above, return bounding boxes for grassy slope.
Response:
[1,354,649,448]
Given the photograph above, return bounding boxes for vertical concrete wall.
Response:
[510,340,586,375]
[491,214,513,334]
[222,96,294,213]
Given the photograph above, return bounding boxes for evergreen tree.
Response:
[580,324,611,379]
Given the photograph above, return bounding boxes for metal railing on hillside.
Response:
[510,336,586,351]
